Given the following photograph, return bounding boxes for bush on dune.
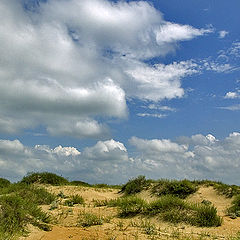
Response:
[120,175,151,195]
[152,179,198,199]
[0,183,55,239]
[21,172,69,185]
[0,178,11,188]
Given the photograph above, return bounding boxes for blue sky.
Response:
[0,0,240,184]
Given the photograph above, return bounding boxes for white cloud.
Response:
[0,0,209,137]
[147,104,176,112]
[53,146,81,157]
[137,113,167,118]
[219,105,240,111]
[1,133,240,184]
[224,91,240,99]
[155,22,211,44]
[218,30,228,39]
[125,60,198,101]
[201,60,233,73]
[129,133,240,183]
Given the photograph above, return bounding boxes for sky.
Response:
[0,0,240,184]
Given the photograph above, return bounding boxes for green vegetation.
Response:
[77,211,104,227]
[193,180,240,198]
[21,172,69,185]
[64,194,85,206]
[0,177,11,188]
[102,195,222,227]
[152,179,198,199]
[227,194,240,218]
[213,183,240,198]
[0,183,55,239]
[120,175,151,195]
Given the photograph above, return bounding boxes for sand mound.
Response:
[20,185,240,240]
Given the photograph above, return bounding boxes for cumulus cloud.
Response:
[1,133,240,184]
[129,133,240,184]
[0,0,209,137]
[0,138,130,183]
[224,91,240,99]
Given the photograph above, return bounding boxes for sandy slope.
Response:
[19,185,240,240]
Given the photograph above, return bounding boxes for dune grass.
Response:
[102,195,222,227]
[0,182,56,239]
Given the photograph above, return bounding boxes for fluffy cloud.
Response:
[224,91,240,99]
[129,133,240,183]
[1,133,240,184]
[0,0,209,137]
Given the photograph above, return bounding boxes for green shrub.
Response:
[21,172,69,185]
[0,194,50,238]
[192,204,222,227]
[117,196,147,217]
[64,194,84,206]
[213,183,240,198]
[120,175,150,195]
[147,195,188,215]
[0,178,11,188]
[108,194,222,227]
[152,179,198,199]
[227,194,240,217]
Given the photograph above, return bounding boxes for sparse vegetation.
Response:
[70,180,91,187]
[77,211,104,227]
[21,172,69,185]
[64,194,84,206]
[0,173,239,239]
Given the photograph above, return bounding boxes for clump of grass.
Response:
[140,220,157,235]
[117,196,148,217]
[64,194,84,207]
[152,179,198,199]
[192,204,222,227]
[0,194,51,239]
[213,183,240,198]
[0,183,55,239]
[120,175,150,195]
[227,194,240,217]
[193,180,240,198]
[106,195,222,227]
[0,177,11,188]
[21,172,69,185]
[77,211,104,227]
[147,195,188,215]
